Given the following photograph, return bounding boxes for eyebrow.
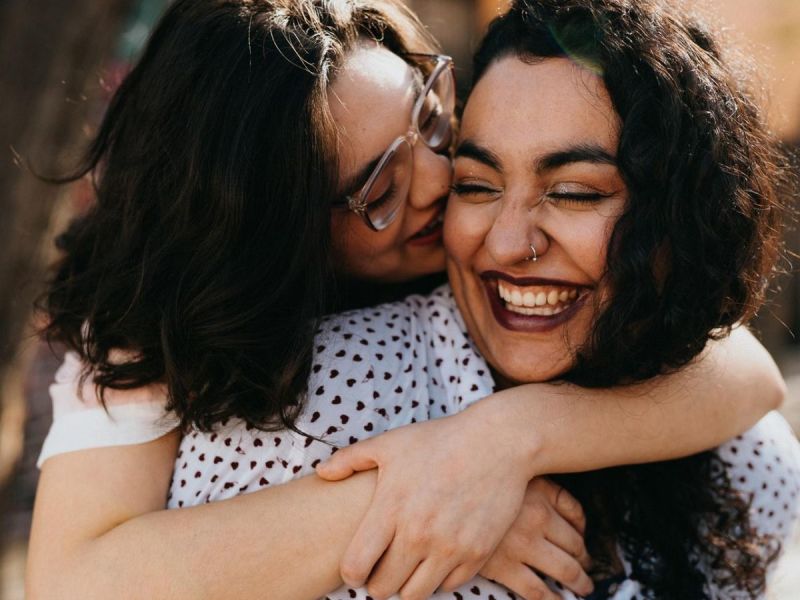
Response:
[338,154,383,202]
[455,140,616,174]
[536,144,617,173]
[454,140,503,172]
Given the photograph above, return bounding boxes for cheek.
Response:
[561,210,619,281]
[443,201,489,263]
[331,213,405,277]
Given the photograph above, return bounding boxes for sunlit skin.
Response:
[446,56,627,384]
[328,43,450,283]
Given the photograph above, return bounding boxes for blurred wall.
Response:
[712,0,800,142]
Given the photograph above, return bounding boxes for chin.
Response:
[491,351,573,385]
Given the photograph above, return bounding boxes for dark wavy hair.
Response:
[38,0,439,433]
[474,0,790,597]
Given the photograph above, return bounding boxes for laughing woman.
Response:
[28,0,794,599]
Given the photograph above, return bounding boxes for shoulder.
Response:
[419,285,495,414]
[313,294,428,378]
[717,412,800,542]
[303,295,435,436]
[313,285,470,367]
[39,351,178,467]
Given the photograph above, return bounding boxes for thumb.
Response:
[316,438,380,481]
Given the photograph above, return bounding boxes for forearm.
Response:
[468,326,785,478]
[91,474,373,599]
[28,462,376,600]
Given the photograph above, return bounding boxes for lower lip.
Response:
[407,222,444,247]
[484,281,589,333]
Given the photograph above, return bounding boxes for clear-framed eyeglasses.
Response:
[338,53,456,232]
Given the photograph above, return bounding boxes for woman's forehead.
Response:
[328,44,417,174]
[332,43,417,101]
[460,56,619,159]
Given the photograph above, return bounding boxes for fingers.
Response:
[533,478,586,535]
[552,485,586,536]
[542,510,591,571]
[438,560,483,592]
[396,559,444,600]
[522,538,594,598]
[364,547,423,600]
[340,505,395,587]
[316,440,380,481]
[482,562,561,600]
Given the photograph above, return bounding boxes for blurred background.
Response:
[0,0,798,598]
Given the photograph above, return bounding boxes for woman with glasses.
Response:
[28,0,787,598]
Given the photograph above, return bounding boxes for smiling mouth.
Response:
[497,281,580,316]
[481,273,591,332]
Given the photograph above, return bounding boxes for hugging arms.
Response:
[27,0,798,598]
[29,326,785,599]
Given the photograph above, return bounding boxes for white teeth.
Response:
[506,304,566,316]
[496,281,583,316]
[523,292,536,307]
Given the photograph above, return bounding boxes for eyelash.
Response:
[547,191,607,204]
[450,183,610,205]
[368,181,397,210]
[450,182,499,197]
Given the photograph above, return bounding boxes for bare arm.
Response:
[474,326,786,476]
[27,328,783,599]
[27,431,377,600]
[318,327,784,593]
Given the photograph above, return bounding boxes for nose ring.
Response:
[526,243,538,262]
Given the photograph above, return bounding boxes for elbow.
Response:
[755,360,788,414]
[768,373,788,412]
[26,552,90,600]
[26,572,61,600]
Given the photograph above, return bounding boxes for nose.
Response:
[407,141,451,211]
[485,200,550,266]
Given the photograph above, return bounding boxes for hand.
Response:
[475,478,593,600]
[316,409,538,600]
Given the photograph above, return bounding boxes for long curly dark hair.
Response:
[38,0,439,433]
[474,0,790,596]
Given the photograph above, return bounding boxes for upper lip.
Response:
[480,270,591,288]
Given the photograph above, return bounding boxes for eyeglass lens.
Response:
[363,61,455,230]
[363,140,413,230]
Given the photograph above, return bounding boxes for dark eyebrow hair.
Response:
[338,154,383,202]
[536,144,617,173]
[454,139,503,172]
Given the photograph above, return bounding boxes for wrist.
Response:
[461,390,546,481]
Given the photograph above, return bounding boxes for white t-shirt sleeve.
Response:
[37,352,179,467]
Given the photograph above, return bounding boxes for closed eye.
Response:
[368,181,398,210]
[545,190,614,211]
[450,182,500,197]
[547,191,607,202]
